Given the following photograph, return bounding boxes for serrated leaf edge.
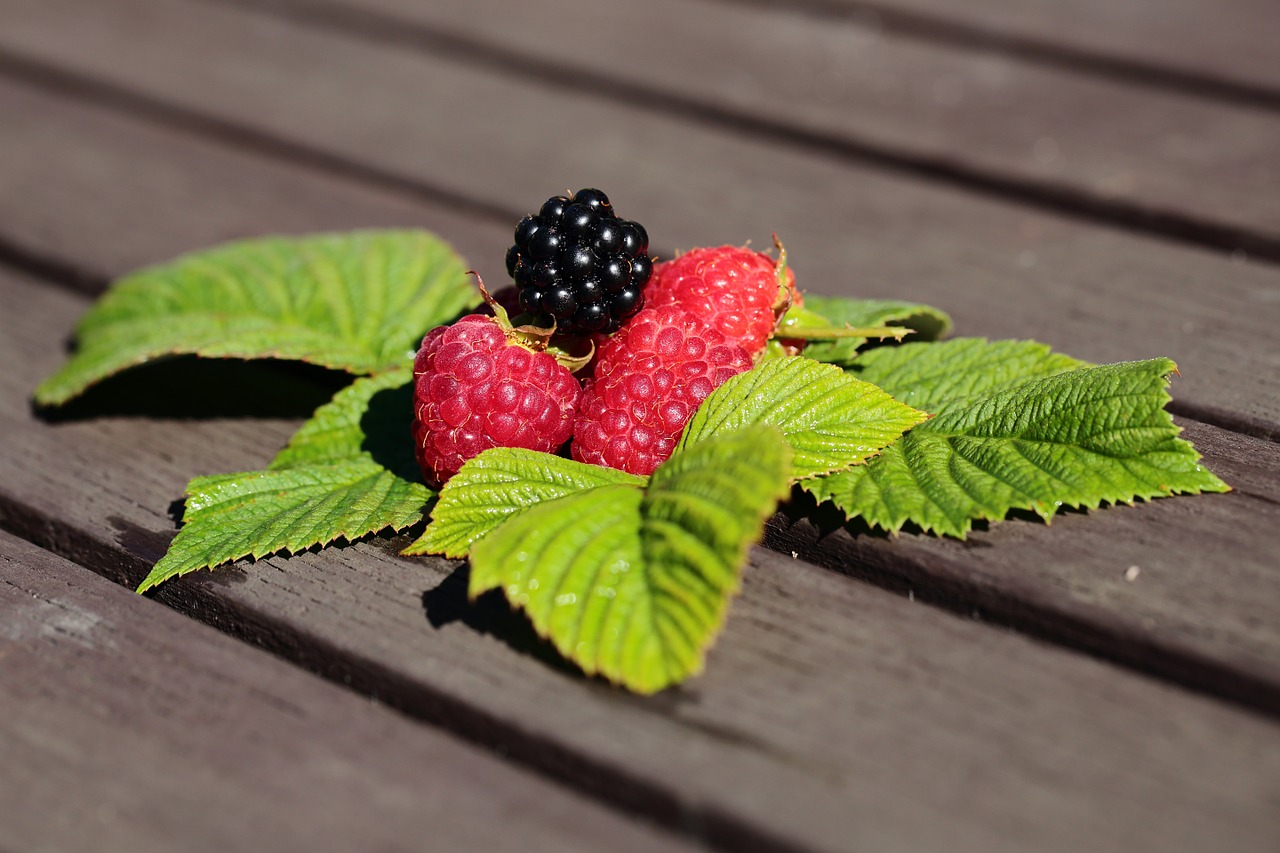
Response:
[401,449,647,558]
[467,427,792,694]
[802,358,1230,538]
[137,462,432,593]
[678,356,928,481]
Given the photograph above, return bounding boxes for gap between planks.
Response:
[0,75,1278,838]
[0,530,694,853]
[0,51,1275,445]
[2,273,1279,850]
[705,0,1280,110]
[0,48,525,235]
[2,251,1280,717]
[0,68,1278,719]
[0,66,1277,715]
[0,11,1274,840]
[189,0,1280,264]
[3,255,1280,723]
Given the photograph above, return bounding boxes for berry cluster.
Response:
[569,246,792,475]
[506,188,652,335]
[414,187,802,483]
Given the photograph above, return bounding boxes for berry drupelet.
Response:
[506,188,653,336]
[571,305,752,476]
[412,314,582,487]
[647,245,800,357]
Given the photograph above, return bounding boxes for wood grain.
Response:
[768,416,1280,712]
[1,0,1277,438]
[213,0,1280,253]
[3,3,1278,850]
[0,531,689,853]
[4,267,1280,852]
[0,76,1278,712]
[737,0,1280,100]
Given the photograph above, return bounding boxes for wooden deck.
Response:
[1,0,1277,850]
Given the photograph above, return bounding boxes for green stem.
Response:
[777,325,910,341]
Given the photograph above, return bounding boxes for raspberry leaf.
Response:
[36,230,476,406]
[135,369,433,592]
[136,463,433,593]
[403,449,645,558]
[793,296,952,365]
[846,337,1085,410]
[270,368,421,476]
[468,426,791,694]
[803,359,1230,538]
[677,357,927,481]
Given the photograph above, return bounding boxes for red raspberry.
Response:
[412,314,581,487]
[646,245,800,356]
[572,305,752,476]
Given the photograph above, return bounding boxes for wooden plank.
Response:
[744,0,1280,100]
[0,76,507,288]
[0,71,1278,712]
[214,0,1280,255]
[4,267,1280,850]
[768,417,1280,712]
[0,531,689,853]
[1,0,1278,440]
[2,7,1277,849]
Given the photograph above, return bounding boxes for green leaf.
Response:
[469,426,791,694]
[677,356,927,481]
[136,367,431,592]
[848,337,1085,412]
[795,295,952,365]
[403,449,645,558]
[270,367,420,479]
[803,359,1230,538]
[37,230,476,406]
[136,463,433,592]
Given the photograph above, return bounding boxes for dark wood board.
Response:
[1,77,1279,714]
[768,416,1280,713]
[0,531,689,853]
[3,3,1279,851]
[735,0,1280,101]
[2,0,1278,439]
[0,79,509,288]
[213,0,1280,254]
[4,269,1280,852]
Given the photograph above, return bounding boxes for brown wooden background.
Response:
[1,0,1277,850]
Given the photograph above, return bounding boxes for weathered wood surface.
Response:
[768,417,1280,712]
[0,78,506,291]
[4,267,1280,851]
[755,0,1280,100]
[7,76,1280,712]
[2,77,1278,715]
[2,0,1278,440]
[217,0,1280,254]
[3,0,1279,849]
[0,530,690,853]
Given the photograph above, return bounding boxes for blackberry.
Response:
[508,188,652,335]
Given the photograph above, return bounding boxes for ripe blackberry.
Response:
[507,188,652,336]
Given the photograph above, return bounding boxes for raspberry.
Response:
[646,245,800,356]
[572,305,752,476]
[412,313,582,487]
[506,188,653,336]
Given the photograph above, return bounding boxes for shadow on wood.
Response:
[421,563,584,677]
